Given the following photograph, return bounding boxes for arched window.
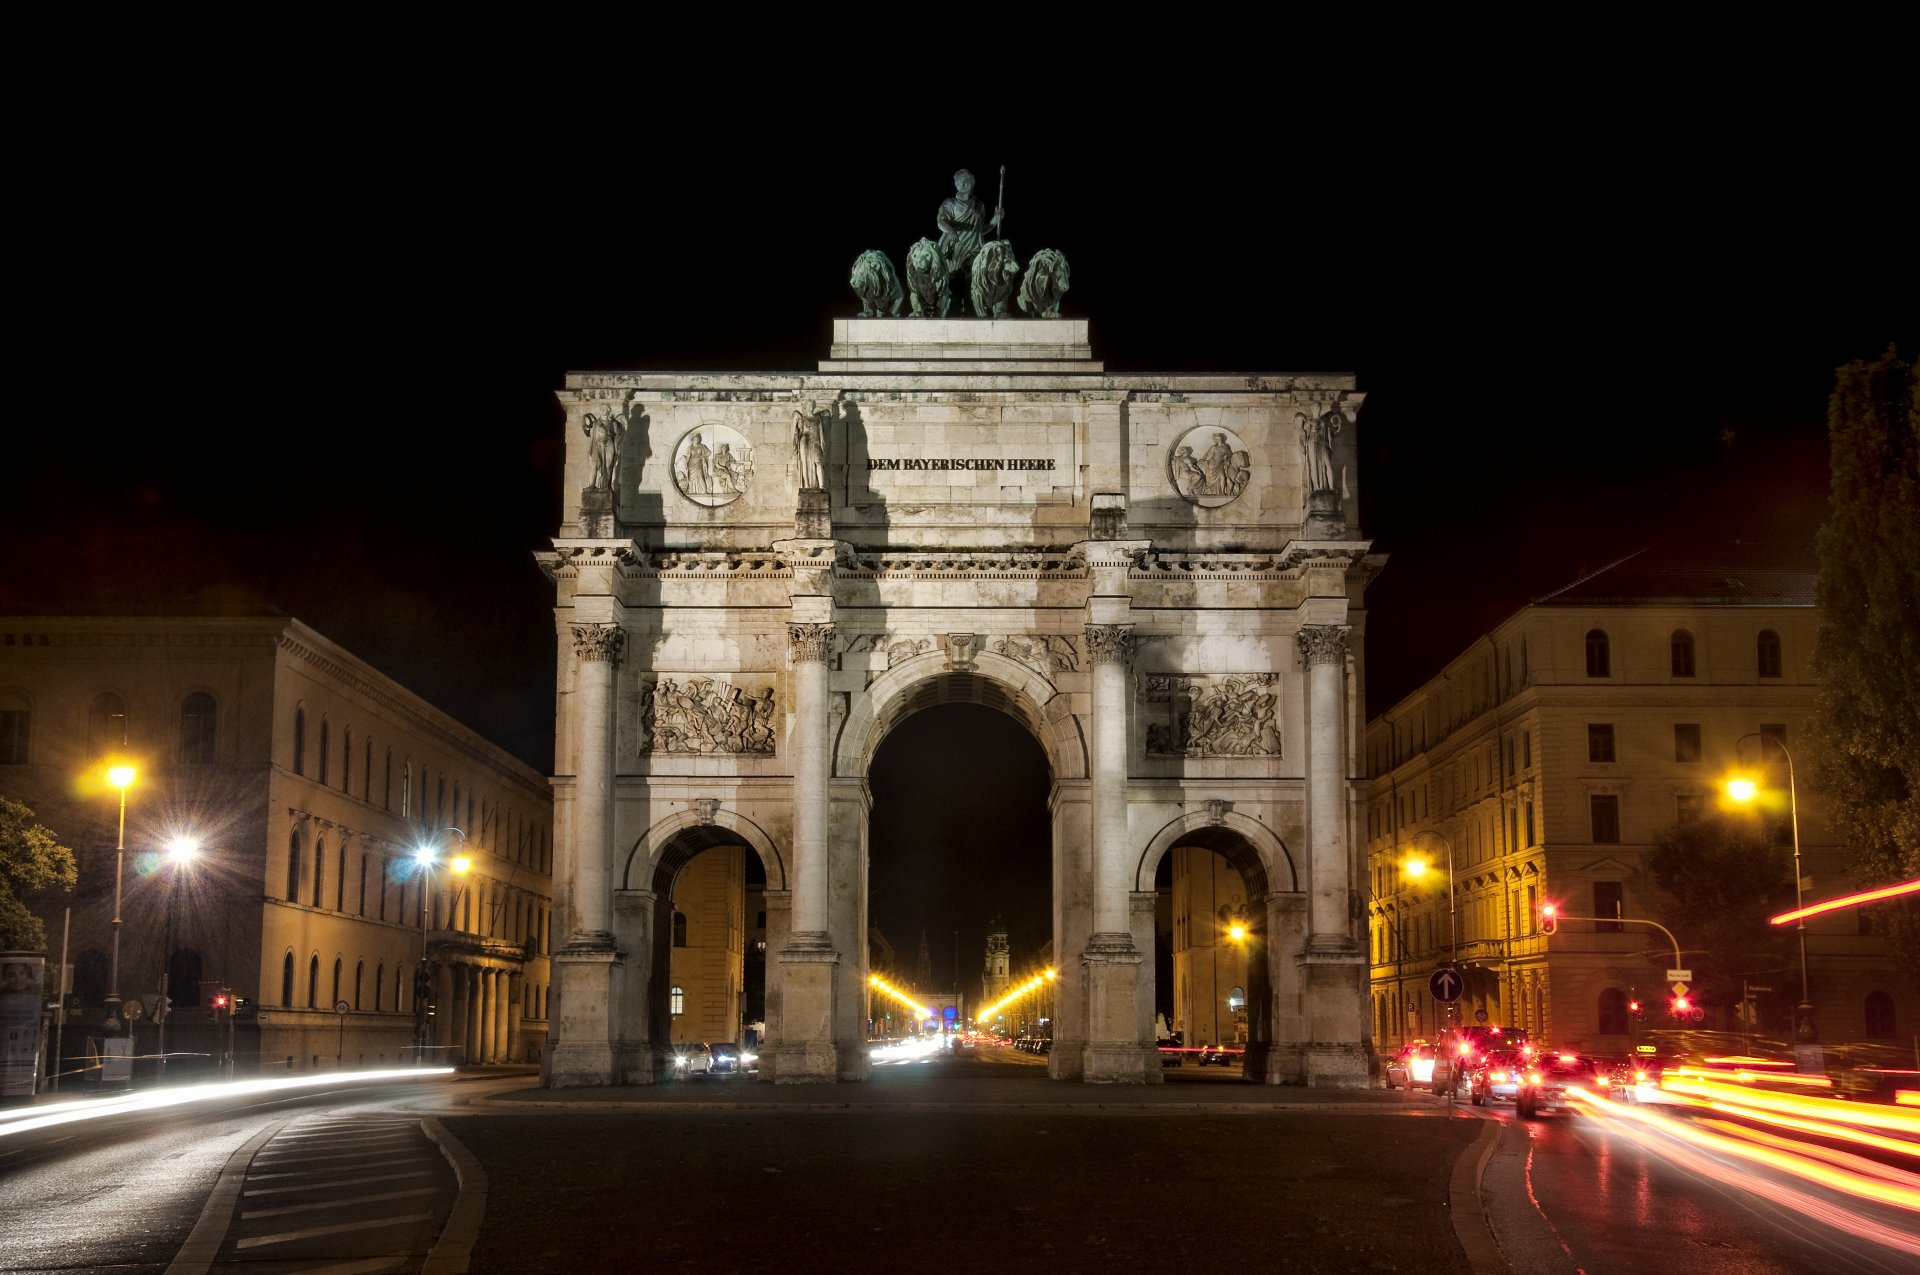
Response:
[342,728,352,792]
[287,831,303,900]
[1670,630,1695,678]
[332,958,343,1006]
[1757,629,1783,678]
[308,955,320,1008]
[336,843,346,911]
[672,911,688,947]
[670,985,685,1016]
[402,761,411,816]
[1228,986,1246,1011]
[318,719,331,785]
[281,952,296,1006]
[353,960,363,1009]
[89,692,128,753]
[1865,991,1896,1040]
[384,749,393,809]
[293,706,307,775]
[436,777,446,824]
[313,838,326,908]
[1585,629,1611,678]
[1597,987,1629,1035]
[376,963,385,1011]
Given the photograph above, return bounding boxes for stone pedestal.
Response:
[547,947,619,1087]
[1302,489,1345,539]
[579,488,614,537]
[1080,933,1152,1083]
[774,940,839,1082]
[795,488,830,539]
[1302,951,1370,1088]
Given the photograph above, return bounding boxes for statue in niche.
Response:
[969,240,1022,318]
[849,249,904,317]
[905,238,952,317]
[937,167,1005,302]
[1300,402,1348,495]
[1017,247,1070,318]
[582,402,629,492]
[792,398,833,492]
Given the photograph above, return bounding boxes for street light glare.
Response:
[1402,857,1430,878]
[165,837,199,864]
[107,764,137,789]
[1727,777,1758,803]
[413,846,437,866]
[451,855,473,875]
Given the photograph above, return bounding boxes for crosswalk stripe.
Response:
[245,1169,436,1197]
[242,1186,439,1220]
[234,1213,436,1250]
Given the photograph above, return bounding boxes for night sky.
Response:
[10,124,1911,990]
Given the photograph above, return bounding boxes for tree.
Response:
[1808,346,1920,977]
[0,796,78,951]
[1648,815,1794,1013]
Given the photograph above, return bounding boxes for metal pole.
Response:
[51,907,69,1092]
[107,784,126,1019]
[157,875,174,1083]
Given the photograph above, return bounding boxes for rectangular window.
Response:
[1525,884,1538,934]
[1522,732,1532,769]
[0,709,29,764]
[1594,881,1624,932]
[1588,723,1616,763]
[1674,724,1702,762]
[1525,800,1536,845]
[1507,740,1516,777]
[1676,793,1705,822]
[1761,724,1787,758]
[1590,794,1621,843]
[1508,807,1519,854]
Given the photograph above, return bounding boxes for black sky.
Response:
[8,106,1912,974]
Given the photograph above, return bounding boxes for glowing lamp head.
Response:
[450,855,473,876]
[413,846,436,867]
[1402,856,1431,879]
[108,765,137,789]
[1726,776,1758,803]
[1227,921,1249,942]
[165,837,199,865]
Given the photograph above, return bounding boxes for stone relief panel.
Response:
[1168,424,1252,509]
[640,676,777,754]
[991,634,1078,674]
[1141,674,1281,758]
[671,424,755,507]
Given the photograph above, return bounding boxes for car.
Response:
[1516,1054,1606,1118]
[1385,1041,1437,1090]
[1158,1036,1185,1067]
[672,1042,714,1075]
[1199,1042,1244,1067]
[1467,1048,1530,1106]
[1613,1052,1688,1103]
[709,1042,746,1075]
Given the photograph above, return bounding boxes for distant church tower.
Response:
[982,917,1012,1007]
[913,931,934,992]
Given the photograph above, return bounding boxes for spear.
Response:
[995,165,1006,238]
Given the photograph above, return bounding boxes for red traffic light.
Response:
[1539,904,1558,935]
[1671,994,1691,1015]
[1628,998,1643,1015]
[212,992,230,1010]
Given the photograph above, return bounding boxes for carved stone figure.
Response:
[1143,674,1281,758]
[1017,247,1070,318]
[671,424,754,508]
[641,677,776,755]
[969,240,1022,318]
[937,167,1004,299]
[582,403,628,491]
[1169,425,1254,508]
[850,250,904,317]
[1300,402,1347,495]
[905,238,952,318]
[793,399,832,492]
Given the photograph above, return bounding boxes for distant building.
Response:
[981,919,1011,1009]
[1364,536,1916,1055]
[1169,847,1250,1046]
[667,845,745,1045]
[0,615,554,1078]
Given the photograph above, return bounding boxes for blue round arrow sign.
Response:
[1429,967,1463,1003]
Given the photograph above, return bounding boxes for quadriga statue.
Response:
[905,238,951,318]
[849,250,904,317]
[1017,247,1069,319]
[968,240,1021,319]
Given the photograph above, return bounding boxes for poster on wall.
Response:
[0,953,45,1101]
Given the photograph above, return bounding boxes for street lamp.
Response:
[1727,734,1815,1061]
[412,830,471,1062]
[104,763,137,1027]
[155,836,198,1082]
[1402,830,1458,1051]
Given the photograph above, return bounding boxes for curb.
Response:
[1447,1114,1510,1275]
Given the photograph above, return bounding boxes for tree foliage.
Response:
[1648,814,1794,1008]
[0,796,78,951]
[1808,346,1920,977]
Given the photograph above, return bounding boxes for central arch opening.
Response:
[867,701,1053,1061]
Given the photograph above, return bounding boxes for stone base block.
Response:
[1304,1042,1371,1088]
[773,1041,839,1083]
[546,948,619,1087]
[774,942,839,1083]
[1259,1042,1306,1085]
[1080,1042,1157,1083]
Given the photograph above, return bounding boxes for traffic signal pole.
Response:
[1544,912,1682,972]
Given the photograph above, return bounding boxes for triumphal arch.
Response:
[539,203,1379,1086]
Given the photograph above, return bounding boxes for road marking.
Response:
[165,1117,292,1275]
[422,1116,487,1275]
[235,1213,436,1249]
[245,1169,436,1196]
[281,1260,407,1275]
[252,1145,438,1164]
[242,1186,439,1219]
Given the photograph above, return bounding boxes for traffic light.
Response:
[211,988,231,1013]
[1670,993,1692,1018]
[1539,903,1558,935]
[1628,997,1644,1018]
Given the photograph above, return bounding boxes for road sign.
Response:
[334,1000,351,1016]
[1671,981,1689,997]
[1429,967,1463,1003]
[1474,1009,1488,1023]
[1666,969,1692,981]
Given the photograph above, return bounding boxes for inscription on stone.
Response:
[1142,674,1281,757]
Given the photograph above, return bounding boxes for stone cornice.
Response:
[840,548,1087,579]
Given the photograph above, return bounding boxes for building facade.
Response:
[542,303,1381,1087]
[0,615,554,1078]
[1364,542,1917,1056]
[1169,846,1251,1048]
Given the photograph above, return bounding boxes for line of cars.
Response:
[670,1041,757,1077]
[1386,1029,1686,1118]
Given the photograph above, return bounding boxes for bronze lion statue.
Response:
[968,240,1021,319]
[849,249,904,318]
[905,238,951,318]
[1017,247,1070,319]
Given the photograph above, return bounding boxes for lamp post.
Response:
[1402,829,1457,973]
[155,836,197,1082]
[412,830,471,1064]
[1727,734,1816,1065]
[104,764,136,1028]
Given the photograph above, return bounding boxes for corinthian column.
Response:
[566,622,623,949]
[1297,624,1352,950]
[787,621,834,940]
[1084,623,1134,936]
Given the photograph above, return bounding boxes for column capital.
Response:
[1083,623,1136,666]
[788,621,836,663]
[1296,624,1350,666]
[570,622,625,663]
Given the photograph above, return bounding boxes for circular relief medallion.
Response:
[1169,425,1253,508]
[673,424,755,507]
